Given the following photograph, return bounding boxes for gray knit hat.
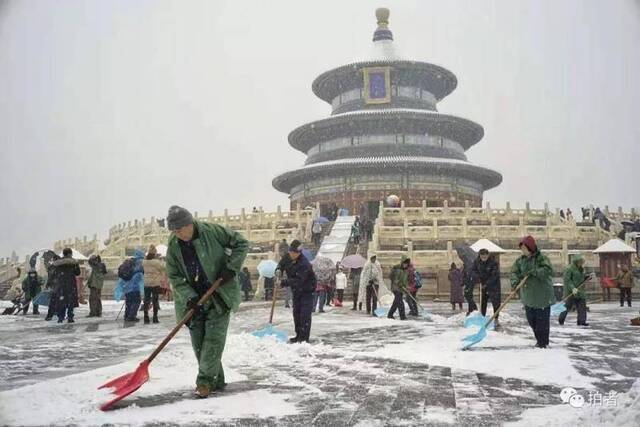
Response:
[167,205,193,231]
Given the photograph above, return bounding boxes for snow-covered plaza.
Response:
[1,300,639,426]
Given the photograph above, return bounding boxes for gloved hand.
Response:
[572,288,579,296]
[220,268,236,284]
[186,296,203,315]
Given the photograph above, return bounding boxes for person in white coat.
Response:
[335,267,347,303]
[358,255,388,315]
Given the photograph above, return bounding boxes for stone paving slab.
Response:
[1,301,639,425]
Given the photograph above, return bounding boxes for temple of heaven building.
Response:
[273,8,502,217]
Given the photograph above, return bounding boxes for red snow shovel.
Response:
[98,278,224,411]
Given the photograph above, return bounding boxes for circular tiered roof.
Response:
[272,8,503,206]
[288,109,484,154]
[272,156,502,193]
[312,61,458,105]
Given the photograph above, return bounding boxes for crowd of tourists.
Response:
[2,204,639,399]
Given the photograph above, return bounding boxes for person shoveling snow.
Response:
[99,205,250,409]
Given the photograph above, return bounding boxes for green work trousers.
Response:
[188,307,230,389]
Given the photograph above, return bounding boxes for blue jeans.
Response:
[124,292,141,320]
[313,291,326,312]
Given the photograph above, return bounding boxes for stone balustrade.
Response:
[44,205,317,274]
[370,200,636,253]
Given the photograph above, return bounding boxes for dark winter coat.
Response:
[448,268,464,303]
[472,256,501,291]
[277,253,316,295]
[349,269,361,293]
[52,257,81,308]
[456,246,478,293]
[22,272,44,300]
[239,270,252,292]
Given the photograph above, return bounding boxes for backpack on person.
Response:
[414,270,423,289]
[117,258,136,281]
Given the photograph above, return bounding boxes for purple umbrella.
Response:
[302,248,315,261]
[341,254,366,269]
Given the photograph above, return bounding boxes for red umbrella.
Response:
[341,254,366,269]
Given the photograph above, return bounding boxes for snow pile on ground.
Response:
[578,379,640,426]
[370,326,594,388]
[0,334,301,426]
[430,310,526,327]
[509,379,640,426]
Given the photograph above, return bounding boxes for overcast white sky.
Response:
[1,0,639,257]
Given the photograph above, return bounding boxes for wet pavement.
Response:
[1,299,639,426]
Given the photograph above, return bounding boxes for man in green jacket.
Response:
[510,235,555,348]
[21,270,44,315]
[165,205,249,398]
[388,255,409,320]
[559,254,591,326]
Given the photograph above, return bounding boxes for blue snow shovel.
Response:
[370,284,389,317]
[374,306,389,317]
[252,276,288,342]
[462,276,528,350]
[550,277,590,316]
[464,285,490,328]
[33,289,51,306]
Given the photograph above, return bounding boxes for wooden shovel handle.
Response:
[559,276,592,304]
[148,277,224,363]
[269,276,278,324]
[482,275,528,329]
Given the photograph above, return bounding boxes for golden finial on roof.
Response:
[376,8,390,28]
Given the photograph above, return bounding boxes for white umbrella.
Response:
[470,239,506,253]
[154,244,168,257]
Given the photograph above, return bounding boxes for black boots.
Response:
[144,311,159,324]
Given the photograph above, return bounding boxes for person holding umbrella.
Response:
[335,266,347,304]
[350,267,362,310]
[165,205,249,398]
[276,240,317,343]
